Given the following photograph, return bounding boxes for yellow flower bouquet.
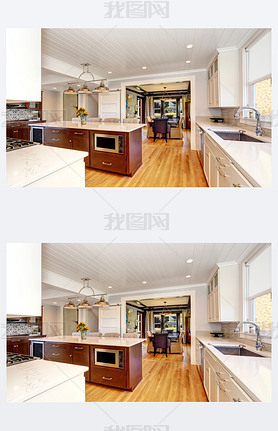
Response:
[76,107,89,125]
[76,321,90,340]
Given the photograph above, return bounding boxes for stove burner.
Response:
[6,137,38,152]
[7,352,37,366]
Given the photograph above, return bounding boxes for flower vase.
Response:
[81,116,87,125]
[80,331,87,340]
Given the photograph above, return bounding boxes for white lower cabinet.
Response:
[203,132,253,188]
[204,349,253,402]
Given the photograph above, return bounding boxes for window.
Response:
[245,31,272,120]
[154,314,162,332]
[163,314,177,331]
[163,99,177,118]
[245,245,272,335]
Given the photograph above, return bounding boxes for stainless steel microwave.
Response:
[94,133,123,154]
[95,348,124,368]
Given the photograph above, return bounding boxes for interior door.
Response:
[98,92,121,120]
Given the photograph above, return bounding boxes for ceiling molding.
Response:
[108,283,206,298]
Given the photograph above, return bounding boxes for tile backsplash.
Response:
[220,108,271,138]
[221,322,271,352]
[7,323,40,336]
[6,109,34,121]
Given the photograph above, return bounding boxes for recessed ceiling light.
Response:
[108,285,112,289]
[142,66,147,69]
[186,60,191,64]
[53,301,57,304]
[142,281,147,284]
[77,298,82,302]
[77,84,81,87]
[187,44,193,49]
[53,87,57,90]
[186,259,194,264]
[108,71,112,74]
[186,275,191,279]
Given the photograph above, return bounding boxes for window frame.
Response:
[241,31,272,126]
[242,245,272,339]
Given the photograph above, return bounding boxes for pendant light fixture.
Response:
[94,295,110,307]
[64,84,78,95]
[95,81,109,92]
[63,277,110,309]
[161,301,168,316]
[63,63,109,94]
[160,86,170,102]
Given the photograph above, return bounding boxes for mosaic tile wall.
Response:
[7,323,40,336]
[6,109,33,121]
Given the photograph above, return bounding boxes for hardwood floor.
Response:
[85,342,208,402]
[85,129,208,187]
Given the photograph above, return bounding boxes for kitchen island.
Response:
[7,359,88,402]
[31,121,145,176]
[7,144,88,187]
[33,335,145,391]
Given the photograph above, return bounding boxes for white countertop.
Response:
[7,359,88,402]
[196,335,271,402]
[33,121,145,133]
[6,144,88,187]
[34,335,145,347]
[196,119,271,187]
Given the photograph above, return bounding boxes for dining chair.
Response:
[103,118,120,123]
[153,333,170,357]
[170,331,185,354]
[87,332,102,337]
[103,332,120,337]
[123,118,140,123]
[170,116,184,139]
[123,332,140,338]
[153,119,171,142]
[87,117,102,122]
[146,331,154,352]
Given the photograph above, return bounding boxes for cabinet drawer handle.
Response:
[74,132,84,135]
[232,183,243,188]
[52,130,60,133]
[216,166,230,178]
[52,353,60,356]
[13,345,18,348]
[52,345,61,348]
[102,162,112,166]
[14,130,19,133]
[218,381,230,392]
[102,376,113,381]
[74,347,84,350]
[52,138,60,142]
[216,157,228,167]
[232,397,243,402]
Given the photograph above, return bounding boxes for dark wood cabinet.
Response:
[7,337,30,355]
[6,122,29,140]
[90,366,127,389]
[90,152,127,174]
[44,342,72,363]
[44,128,72,149]
[70,130,90,167]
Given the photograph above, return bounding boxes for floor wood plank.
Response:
[85,343,208,402]
[85,129,208,187]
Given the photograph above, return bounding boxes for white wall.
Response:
[42,90,63,121]
[78,308,99,332]
[77,94,99,117]
[43,304,63,336]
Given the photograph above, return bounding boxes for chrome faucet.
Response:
[234,106,264,136]
[234,321,264,351]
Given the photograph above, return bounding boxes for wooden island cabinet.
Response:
[33,121,144,176]
[36,336,144,391]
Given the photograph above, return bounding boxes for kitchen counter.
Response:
[34,121,145,133]
[196,335,271,402]
[35,335,145,347]
[196,119,271,187]
[6,144,88,187]
[7,359,88,402]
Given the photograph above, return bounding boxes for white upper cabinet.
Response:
[98,92,121,120]
[98,306,121,335]
[7,243,41,316]
[208,262,239,322]
[6,29,41,102]
[208,48,239,108]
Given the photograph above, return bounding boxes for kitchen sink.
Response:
[212,345,265,357]
[211,130,265,143]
